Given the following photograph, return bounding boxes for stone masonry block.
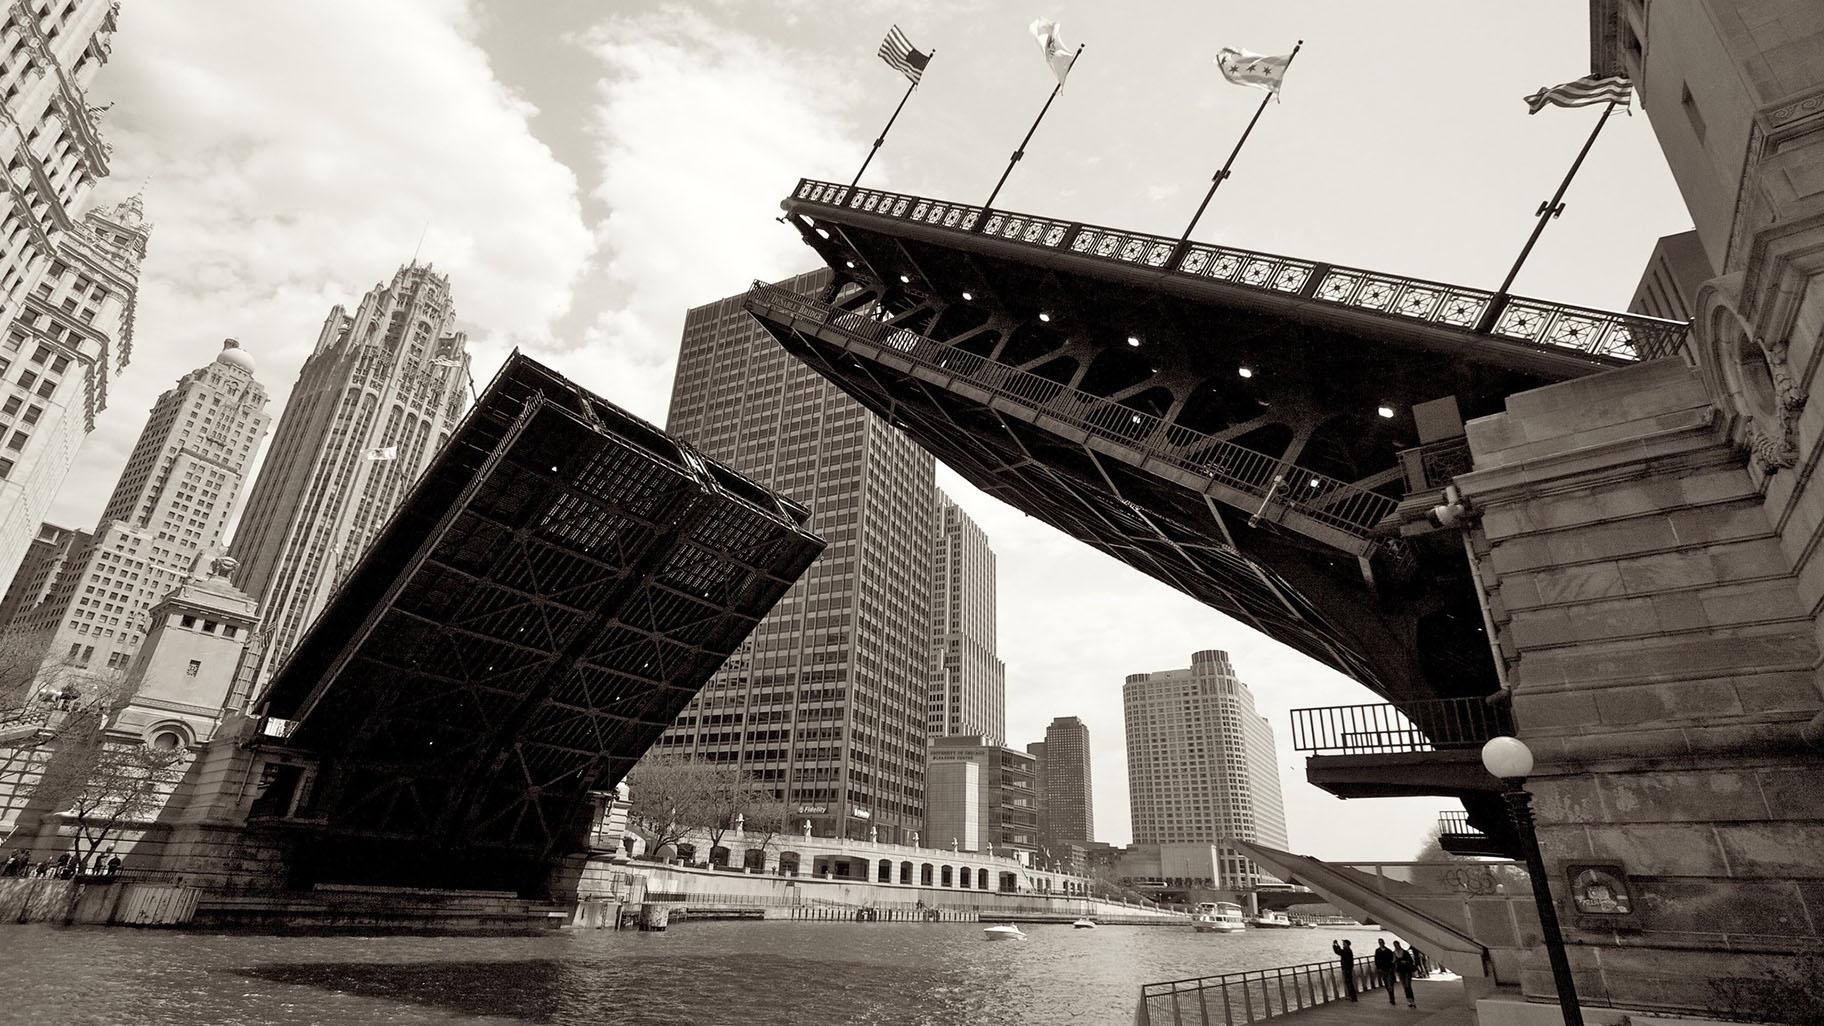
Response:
[1547,517,1680,565]
[1509,607,1579,648]
[1567,596,1664,643]
[1488,535,1556,575]
[1757,766,1824,820]
[1598,770,1768,823]
[1733,669,1824,715]
[1595,679,1746,725]
[1529,775,1607,825]
[1513,689,1600,730]
[1581,824,1731,875]
[1698,578,1807,627]
[1530,562,1626,606]
[1636,876,1812,935]
[1495,572,1541,612]
[1667,503,1779,547]
[1716,821,1824,879]
[1614,549,1721,593]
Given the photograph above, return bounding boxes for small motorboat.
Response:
[1192,901,1247,933]
[983,924,1026,941]
[1071,918,1096,929]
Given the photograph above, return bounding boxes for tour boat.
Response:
[1248,910,1294,929]
[983,924,1026,941]
[1071,918,1096,929]
[1191,901,1246,933]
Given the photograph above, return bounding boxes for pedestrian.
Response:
[1332,939,1357,1001]
[107,854,121,876]
[1393,941,1418,1008]
[1374,938,1398,1005]
[1412,945,1430,978]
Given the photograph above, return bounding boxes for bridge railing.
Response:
[788,178,1690,364]
[1289,697,1513,756]
[747,282,1400,541]
[1136,958,1380,1026]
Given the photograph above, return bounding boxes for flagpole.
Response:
[1178,40,1303,245]
[850,56,930,191]
[983,43,1084,214]
[1477,99,1621,332]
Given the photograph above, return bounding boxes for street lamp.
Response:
[1481,736,1584,1026]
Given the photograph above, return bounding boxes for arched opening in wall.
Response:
[999,321,1069,366]
[1078,346,1155,399]
[920,862,934,886]
[1176,377,1258,436]
[900,861,913,884]
[1027,355,1078,387]
[1000,871,1019,892]
[977,868,990,890]
[709,846,730,868]
[742,848,766,873]
[877,859,893,883]
[952,329,1001,359]
[1735,338,1781,422]
[928,301,992,344]
[778,851,801,876]
[940,865,953,887]
[675,843,697,864]
[1225,423,1295,461]
[147,724,189,751]
[1297,413,1410,492]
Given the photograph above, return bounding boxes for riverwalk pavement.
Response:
[1266,978,1471,1026]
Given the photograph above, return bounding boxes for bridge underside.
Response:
[256,354,823,895]
[757,181,1683,706]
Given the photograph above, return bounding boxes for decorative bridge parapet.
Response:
[789,178,1689,364]
[747,281,1398,543]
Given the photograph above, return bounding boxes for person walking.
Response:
[1332,939,1358,1001]
[1393,942,1418,1008]
[1374,938,1398,1005]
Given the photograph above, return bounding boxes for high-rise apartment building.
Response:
[925,734,1038,860]
[1123,649,1287,889]
[927,491,1004,742]
[0,522,83,630]
[653,268,936,844]
[1034,715,1094,849]
[0,2,137,595]
[1025,739,1047,848]
[230,263,472,699]
[3,340,270,673]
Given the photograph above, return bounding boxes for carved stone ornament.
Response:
[208,555,240,580]
[1743,336,1807,474]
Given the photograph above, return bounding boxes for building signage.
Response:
[1567,862,1639,930]
[795,803,828,815]
[851,806,871,820]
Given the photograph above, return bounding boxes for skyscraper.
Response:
[652,269,936,844]
[3,340,270,674]
[1123,649,1288,889]
[928,491,1004,742]
[0,196,150,598]
[1036,715,1094,848]
[0,1,138,594]
[229,263,472,699]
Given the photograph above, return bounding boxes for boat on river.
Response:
[1071,918,1096,929]
[983,925,1026,941]
[1248,911,1294,929]
[1191,901,1246,933]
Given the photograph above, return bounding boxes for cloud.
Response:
[557,8,862,423]
[51,0,592,527]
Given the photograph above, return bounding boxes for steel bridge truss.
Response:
[257,353,824,893]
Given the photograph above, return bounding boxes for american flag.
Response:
[1524,75,1631,115]
[877,25,930,85]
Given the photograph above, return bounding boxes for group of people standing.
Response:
[1332,937,1424,1008]
[0,850,121,879]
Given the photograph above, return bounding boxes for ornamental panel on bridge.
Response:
[756,178,1687,713]
[255,353,825,894]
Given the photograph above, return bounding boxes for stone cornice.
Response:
[1457,406,1722,507]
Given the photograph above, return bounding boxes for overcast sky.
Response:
[55,1,1690,860]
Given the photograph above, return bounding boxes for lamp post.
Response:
[1481,736,1584,1026]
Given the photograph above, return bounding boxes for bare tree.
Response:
[28,699,184,870]
[739,785,795,861]
[624,753,716,860]
[698,763,753,862]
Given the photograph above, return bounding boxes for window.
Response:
[185,659,201,676]
[222,625,237,639]
[1682,82,1706,144]
[180,615,194,628]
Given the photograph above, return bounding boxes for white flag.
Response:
[1030,18,1074,85]
[1216,47,1293,99]
[362,445,398,462]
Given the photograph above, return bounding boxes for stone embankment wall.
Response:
[0,876,198,925]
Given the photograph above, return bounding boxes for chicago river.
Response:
[0,924,1376,1026]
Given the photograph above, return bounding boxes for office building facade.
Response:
[0,2,137,595]
[927,490,1004,742]
[1034,715,1094,850]
[1124,649,1287,889]
[3,340,270,674]
[925,734,1038,860]
[653,268,936,844]
[229,263,472,699]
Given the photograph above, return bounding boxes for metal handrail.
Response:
[1137,957,1382,1026]
[1437,810,1484,836]
[788,178,1690,363]
[1289,697,1513,755]
[746,282,1399,540]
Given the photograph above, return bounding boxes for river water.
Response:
[0,922,1394,1026]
